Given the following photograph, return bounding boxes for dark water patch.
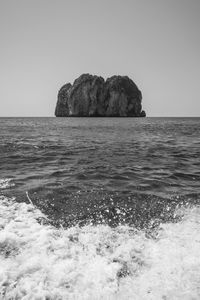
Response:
[23,187,200,231]
[48,170,68,178]
[110,174,130,180]
[170,172,200,181]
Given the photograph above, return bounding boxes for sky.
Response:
[0,0,200,117]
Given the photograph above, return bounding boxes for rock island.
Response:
[55,74,146,117]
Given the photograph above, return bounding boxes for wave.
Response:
[0,195,200,299]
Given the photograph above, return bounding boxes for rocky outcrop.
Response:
[67,74,105,117]
[55,83,72,117]
[104,76,144,117]
[55,74,146,117]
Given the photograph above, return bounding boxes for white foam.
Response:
[0,179,15,189]
[0,196,200,299]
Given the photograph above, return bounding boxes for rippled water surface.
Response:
[0,117,200,299]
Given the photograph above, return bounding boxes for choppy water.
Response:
[0,117,200,299]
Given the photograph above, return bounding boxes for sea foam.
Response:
[0,179,15,190]
[0,196,200,299]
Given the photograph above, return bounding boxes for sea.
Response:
[0,117,200,299]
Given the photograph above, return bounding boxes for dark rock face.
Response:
[55,83,72,117]
[68,74,105,117]
[55,74,146,117]
[104,76,143,117]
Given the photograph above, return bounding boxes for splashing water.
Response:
[0,179,15,190]
[0,196,200,299]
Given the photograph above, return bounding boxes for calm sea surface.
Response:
[0,117,200,299]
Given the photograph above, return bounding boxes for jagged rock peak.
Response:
[55,74,146,117]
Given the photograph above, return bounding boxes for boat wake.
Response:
[0,195,200,299]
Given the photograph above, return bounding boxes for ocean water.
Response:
[0,117,200,299]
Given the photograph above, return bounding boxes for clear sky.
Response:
[0,0,199,116]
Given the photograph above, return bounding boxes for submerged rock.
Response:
[55,74,146,117]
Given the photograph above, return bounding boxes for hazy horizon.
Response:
[0,0,200,117]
